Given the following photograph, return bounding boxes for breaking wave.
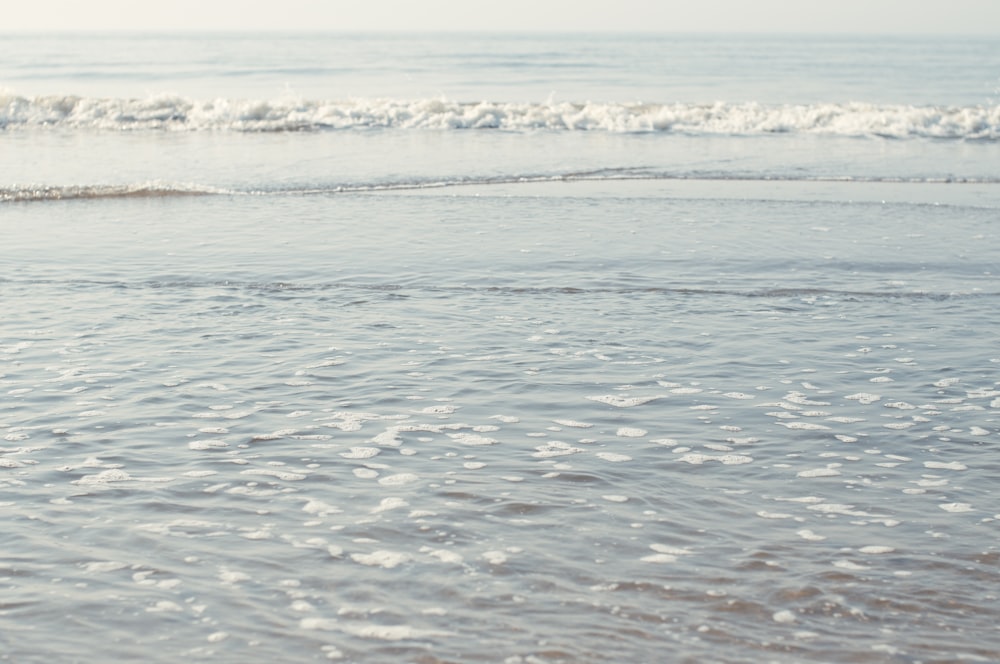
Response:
[2,94,999,139]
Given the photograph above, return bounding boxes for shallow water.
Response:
[3,178,1000,663]
[3,31,1000,663]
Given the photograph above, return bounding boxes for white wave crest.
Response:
[2,94,998,139]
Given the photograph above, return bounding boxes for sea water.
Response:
[1,32,999,663]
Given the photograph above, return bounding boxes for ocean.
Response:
[1,32,999,663]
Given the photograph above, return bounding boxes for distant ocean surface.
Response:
[2,32,999,663]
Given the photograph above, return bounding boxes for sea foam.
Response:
[2,94,998,139]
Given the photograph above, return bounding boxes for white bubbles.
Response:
[784,393,829,406]
[240,468,307,481]
[934,378,960,388]
[859,546,895,554]
[371,430,402,446]
[586,394,662,408]
[832,559,870,571]
[301,616,455,641]
[424,548,463,564]
[303,499,341,516]
[808,503,870,517]
[780,421,830,430]
[377,473,419,486]
[372,497,408,513]
[340,447,380,459]
[304,358,345,370]
[640,553,677,563]
[447,433,497,446]
[532,441,583,458]
[796,529,826,541]
[923,461,968,471]
[340,623,454,641]
[350,550,410,568]
[482,550,508,565]
[678,453,753,465]
[641,543,692,564]
[417,405,457,415]
[553,419,593,428]
[147,601,184,613]
[595,452,632,463]
[74,468,132,484]
[217,568,251,584]
[796,467,841,478]
[81,561,129,573]
[299,617,339,631]
[651,544,692,555]
[757,511,794,520]
[188,439,229,450]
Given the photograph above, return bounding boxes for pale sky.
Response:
[4,0,1000,34]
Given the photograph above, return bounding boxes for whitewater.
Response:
[3,94,999,137]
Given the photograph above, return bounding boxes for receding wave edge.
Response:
[5,170,999,203]
[1,277,995,302]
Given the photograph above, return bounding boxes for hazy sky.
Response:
[4,0,1000,34]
